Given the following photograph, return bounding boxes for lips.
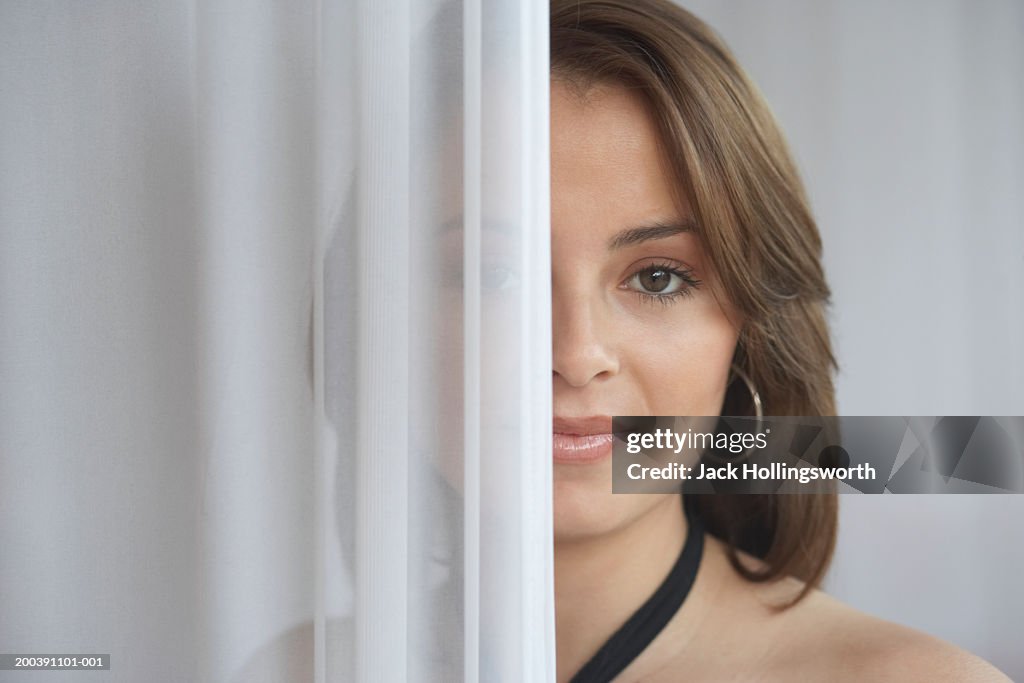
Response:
[553,415,614,463]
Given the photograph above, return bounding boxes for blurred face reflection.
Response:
[550,80,741,541]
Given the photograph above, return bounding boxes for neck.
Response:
[553,494,688,683]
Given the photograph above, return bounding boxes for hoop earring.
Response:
[719,365,764,464]
[729,364,763,421]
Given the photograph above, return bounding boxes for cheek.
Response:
[621,300,738,415]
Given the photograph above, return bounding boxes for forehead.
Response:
[550,80,684,224]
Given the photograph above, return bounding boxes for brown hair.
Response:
[551,0,839,602]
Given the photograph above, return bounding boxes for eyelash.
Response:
[623,261,702,307]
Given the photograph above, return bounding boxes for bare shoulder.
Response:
[766,584,1011,682]
[647,539,1010,682]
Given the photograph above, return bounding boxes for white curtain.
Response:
[0,1,553,681]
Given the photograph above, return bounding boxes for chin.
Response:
[552,470,649,543]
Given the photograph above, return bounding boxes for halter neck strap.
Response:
[569,496,704,683]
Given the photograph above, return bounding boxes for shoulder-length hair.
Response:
[551,0,839,601]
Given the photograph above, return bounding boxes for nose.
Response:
[552,285,620,388]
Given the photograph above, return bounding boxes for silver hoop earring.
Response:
[729,364,763,421]
[720,365,764,464]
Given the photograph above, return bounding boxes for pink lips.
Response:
[553,416,614,464]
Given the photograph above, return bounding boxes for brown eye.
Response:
[638,267,672,293]
[631,266,684,295]
[622,263,701,303]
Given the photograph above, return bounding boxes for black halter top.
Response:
[569,496,705,683]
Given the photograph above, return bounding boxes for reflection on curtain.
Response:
[0,0,553,680]
[322,0,553,680]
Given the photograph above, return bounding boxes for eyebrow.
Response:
[607,221,696,250]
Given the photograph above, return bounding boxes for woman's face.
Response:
[551,80,741,540]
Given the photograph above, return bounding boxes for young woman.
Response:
[547,0,1007,680]
[235,1,1010,681]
